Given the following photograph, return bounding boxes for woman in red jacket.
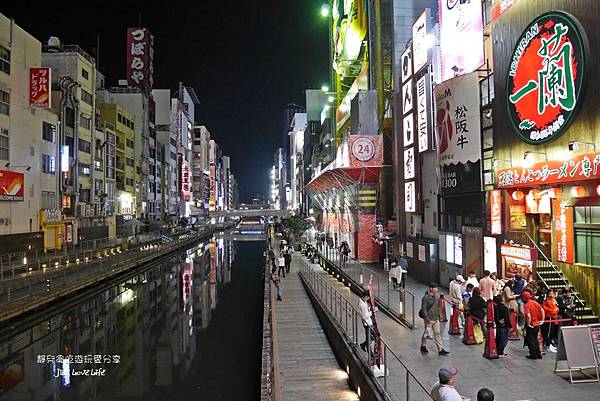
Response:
[542,289,559,352]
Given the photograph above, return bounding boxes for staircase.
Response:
[507,231,599,325]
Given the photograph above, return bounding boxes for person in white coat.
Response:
[389,260,402,290]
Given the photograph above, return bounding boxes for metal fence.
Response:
[307,243,416,328]
[299,259,433,401]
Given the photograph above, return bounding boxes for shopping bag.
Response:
[474,324,484,344]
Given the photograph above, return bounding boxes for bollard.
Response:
[439,295,448,322]
[508,310,520,340]
[462,312,476,345]
[483,300,498,359]
[448,304,461,335]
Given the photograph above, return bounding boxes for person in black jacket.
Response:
[468,287,488,335]
[494,295,511,357]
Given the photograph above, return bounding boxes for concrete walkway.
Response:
[304,254,600,401]
[274,254,358,401]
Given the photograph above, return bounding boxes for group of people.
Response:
[446,270,577,360]
[268,240,295,302]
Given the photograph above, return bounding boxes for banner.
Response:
[435,72,481,194]
[553,199,574,263]
[0,170,24,201]
[126,28,154,90]
[490,190,502,235]
[29,67,50,108]
[412,10,429,72]
[438,0,484,82]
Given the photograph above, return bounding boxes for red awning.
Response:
[305,166,381,193]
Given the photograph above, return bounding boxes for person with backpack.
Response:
[339,241,350,264]
[419,283,450,356]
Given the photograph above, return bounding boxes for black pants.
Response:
[526,325,542,359]
[285,261,291,273]
[541,322,558,346]
[278,266,285,278]
[496,327,509,355]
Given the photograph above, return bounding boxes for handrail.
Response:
[506,231,585,307]
[269,260,282,401]
[300,258,433,401]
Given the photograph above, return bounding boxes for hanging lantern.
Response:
[596,184,600,197]
[512,190,524,201]
[571,185,585,198]
[528,189,541,200]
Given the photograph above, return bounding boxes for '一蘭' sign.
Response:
[507,12,587,144]
[496,152,600,188]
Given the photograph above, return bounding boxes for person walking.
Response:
[430,368,463,401]
[522,290,545,360]
[268,247,276,269]
[542,289,559,352]
[477,388,495,401]
[358,291,375,352]
[339,240,350,264]
[420,283,450,355]
[270,267,282,301]
[277,254,286,278]
[479,270,495,301]
[283,250,292,274]
[494,295,511,357]
[388,260,401,290]
[398,253,408,290]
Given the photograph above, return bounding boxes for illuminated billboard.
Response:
[438,0,484,82]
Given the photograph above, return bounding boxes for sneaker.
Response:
[499,354,509,358]
[420,346,429,354]
[525,355,537,360]
[549,345,557,353]
[438,349,450,356]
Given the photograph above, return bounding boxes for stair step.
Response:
[576,315,600,324]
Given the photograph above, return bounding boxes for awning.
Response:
[305,166,381,194]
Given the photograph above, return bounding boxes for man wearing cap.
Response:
[420,283,450,355]
[430,367,462,401]
[523,290,545,360]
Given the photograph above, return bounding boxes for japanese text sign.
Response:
[490,190,502,235]
[126,28,154,90]
[416,72,432,152]
[491,0,518,21]
[412,10,429,72]
[404,147,415,179]
[405,181,416,212]
[29,67,51,108]
[435,72,481,166]
[552,199,574,263]
[500,245,537,261]
[496,152,600,188]
[0,170,24,201]
[438,0,484,82]
[507,12,586,144]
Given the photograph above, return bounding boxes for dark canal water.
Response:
[0,233,266,401]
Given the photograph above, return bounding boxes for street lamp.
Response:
[321,84,330,93]
[320,4,330,18]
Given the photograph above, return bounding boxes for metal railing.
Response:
[307,242,416,328]
[299,259,433,401]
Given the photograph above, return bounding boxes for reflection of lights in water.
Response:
[119,289,135,305]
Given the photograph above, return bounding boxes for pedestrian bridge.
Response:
[208,209,293,218]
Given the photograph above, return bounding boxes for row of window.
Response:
[117,113,135,130]
[0,90,9,116]
[0,45,10,74]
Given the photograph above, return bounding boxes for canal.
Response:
[0,233,266,401]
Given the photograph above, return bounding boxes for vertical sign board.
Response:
[435,72,482,195]
[127,28,154,90]
[438,0,484,82]
[490,190,502,235]
[29,67,51,108]
[412,10,429,73]
[552,199,574,263]
[416,71,432,153]
[401,44,418,214]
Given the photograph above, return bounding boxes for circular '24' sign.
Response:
[506,11,587,144]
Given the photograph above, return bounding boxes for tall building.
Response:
[192,125,211,216]
[153,88,178,220]
[281,103,304,209]
[0,15,60,252]
[288,112,307,212]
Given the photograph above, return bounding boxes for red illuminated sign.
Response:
[126,28,154,90]
[507,12,587,144]
[491,0,518,21]
[496,152,600,188]
[29,67,51,108]
[553,199,574,263]
[0,170,24,201]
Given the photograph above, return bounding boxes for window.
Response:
[78,139,91,153]
[117,113,123,124]
[126,178,134,187]
[42,154,56,174]
[79,115,91,130]
[170,138,177,147]
[81,68,89,80]
[94,159,102,171]
[0,46,9,74]
[126,139,134,148]
[0,127,8,160]
[94,179,102,194]
[79,163,91,176]
[130,121,135,130]
[42,191,56,209]
[42,121,56,142]
[81,89,93,105]
[126,158,134,167]
[65,108,75,128]
[0,90,9,115]
[574,206,600,266]
[480,74,495,106]
[79,189,90,203]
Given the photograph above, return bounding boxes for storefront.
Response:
[500,243,537,281]
[39,209,63,251]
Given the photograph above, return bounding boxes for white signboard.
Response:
[454,235,463,266]
[402,79,414,114]
[435,72,481,166]
[438,0,484,82]
[406,242,414,258]
[412,11,428,72]
[404,147,415,179]
[484,236,497,274]
[416,74,430,153]
[418,244,426,262]
[404,181,416,212]
[401,46,413,83]
[403,114,414,146]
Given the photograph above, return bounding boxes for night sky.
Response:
[2,1,329,201]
